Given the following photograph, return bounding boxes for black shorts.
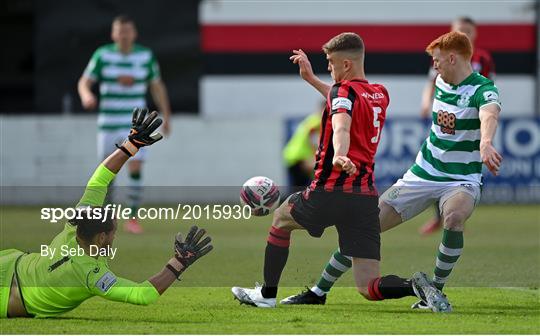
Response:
[289,189,380,260]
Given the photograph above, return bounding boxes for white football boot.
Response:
[411,272,452,313]
[231,283,276,308]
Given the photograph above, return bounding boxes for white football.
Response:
[240,176,281,216]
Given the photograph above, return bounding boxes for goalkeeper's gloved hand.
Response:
[166,226,213,280]
[116,108,163,157]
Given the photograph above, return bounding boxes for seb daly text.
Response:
[41,245,117,259]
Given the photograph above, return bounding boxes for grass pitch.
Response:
[1,204,539,334]
[2,287,539,334]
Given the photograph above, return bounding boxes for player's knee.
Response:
[443,211,466,230]
[272,203,287,223]
[271,204,293,231]
[378,201,402,232]
[272,220,295,233]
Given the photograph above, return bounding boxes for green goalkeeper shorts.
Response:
[0,249,24,318]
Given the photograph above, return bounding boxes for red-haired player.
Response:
[420,16,496,235]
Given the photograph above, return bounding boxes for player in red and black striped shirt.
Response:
[232,32,443,309]
[311,78,388,195]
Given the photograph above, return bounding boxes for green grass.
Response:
[1,204,539,334]
[2,287,539,334]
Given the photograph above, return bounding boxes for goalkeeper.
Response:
[1,108,213,318]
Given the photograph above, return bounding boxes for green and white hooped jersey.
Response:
[83,44,160,130]
[409,72,501,185]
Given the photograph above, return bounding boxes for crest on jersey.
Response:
[457,92,471,107]
[387,187,401,200]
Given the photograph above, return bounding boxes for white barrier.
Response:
[202,75,536,118]
[1,115,286,204]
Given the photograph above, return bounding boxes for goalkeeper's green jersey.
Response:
[14,165,159,317]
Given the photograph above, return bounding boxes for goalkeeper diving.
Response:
[1,108,213,318]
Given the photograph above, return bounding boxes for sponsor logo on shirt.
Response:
[437,110,456,135]
[361,92,385,100]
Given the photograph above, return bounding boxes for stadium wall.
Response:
[1,115,285,204]
[200,0,537,118]
[2,115,539,204]
[201,75,536,118]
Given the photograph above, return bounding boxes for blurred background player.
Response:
[419,16,496,235]
[282,102,322,194]
[78,15,172,234]
[0,109,212,318]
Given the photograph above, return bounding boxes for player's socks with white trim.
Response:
[433,229,463,290]
[310,286,326,297]
[314,249,352,294]
[368,275,416,300]
[127,171,143,215]
[261,226,291,298]
[280,287,326,305]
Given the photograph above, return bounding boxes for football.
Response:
[240,176,281,216]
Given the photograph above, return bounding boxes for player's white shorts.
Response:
[380,170,481,222]
[97,129,147,161]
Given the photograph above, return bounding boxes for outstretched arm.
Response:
[145,226,213,295]
[75,155,123,208]
[77,108,163,207]
[290,49,331,97]
[90,226,213,304]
